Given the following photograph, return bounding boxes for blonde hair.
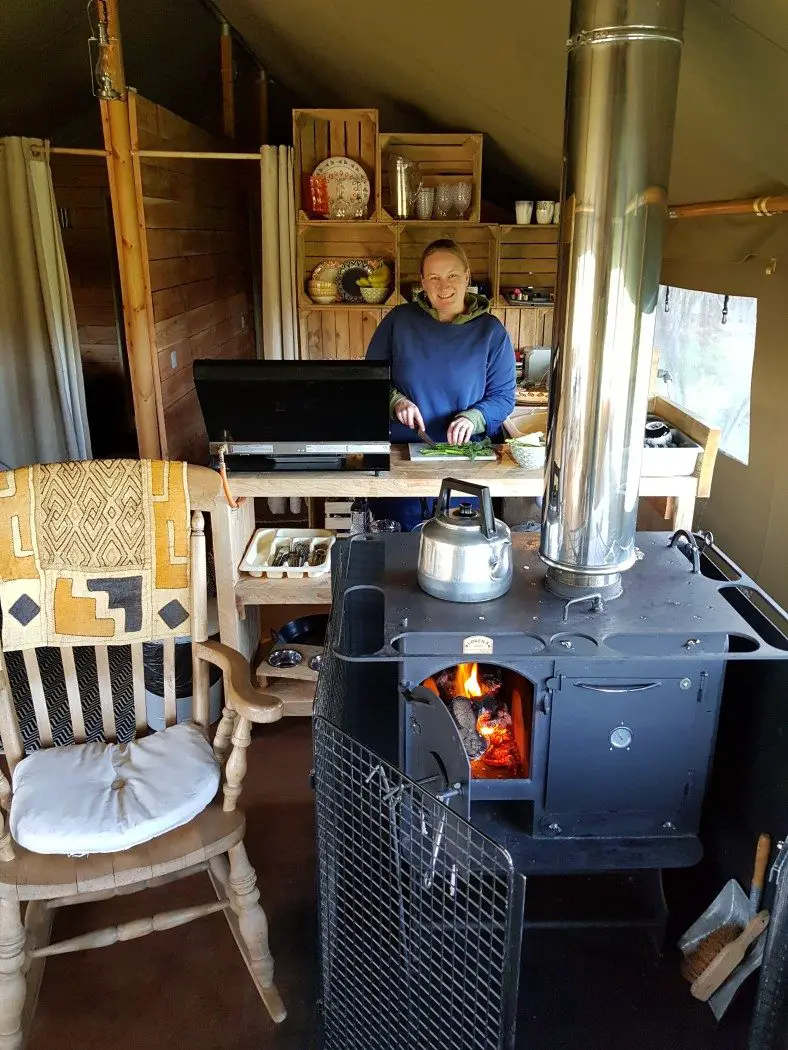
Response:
[419,239,471,276]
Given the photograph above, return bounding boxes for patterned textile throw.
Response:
[0,460,191,652]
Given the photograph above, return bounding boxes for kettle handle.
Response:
[437,478,496,539]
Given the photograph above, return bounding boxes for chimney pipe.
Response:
[540,0,686,598]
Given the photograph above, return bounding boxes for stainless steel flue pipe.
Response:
[540,0,686,598]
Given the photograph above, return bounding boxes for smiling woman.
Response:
[365,237,516,529]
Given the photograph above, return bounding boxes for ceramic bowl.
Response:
[506,439,546,470]
[309,294,338,305]
[359,285,390,304]
[307,280,337,294]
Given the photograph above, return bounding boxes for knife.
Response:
[417,429,437,448]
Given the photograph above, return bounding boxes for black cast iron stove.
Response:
[317,531,788,875]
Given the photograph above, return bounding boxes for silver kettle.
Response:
[417,479,513,602]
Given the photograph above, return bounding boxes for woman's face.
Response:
[421,250,470,317]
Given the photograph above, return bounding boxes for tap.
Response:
[669,529,700,574]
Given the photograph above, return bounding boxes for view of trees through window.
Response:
[653,285,757,464]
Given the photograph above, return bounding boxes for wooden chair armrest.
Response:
[194,640,284,724]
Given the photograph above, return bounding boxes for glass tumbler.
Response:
[451,182,473,218]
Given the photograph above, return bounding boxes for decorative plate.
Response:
[335,259,374,303]
[312,156,371,218]
[312,259,341,283]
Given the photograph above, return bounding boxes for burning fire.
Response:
[456,662,482,699]
[453,663,523,779]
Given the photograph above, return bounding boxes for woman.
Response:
[365,238,516,529]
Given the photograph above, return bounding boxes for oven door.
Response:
[545,675,698,826]
[314,716,525,1050]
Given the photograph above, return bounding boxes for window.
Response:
[653,286,757,464]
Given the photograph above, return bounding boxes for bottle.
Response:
[350,497,372,536]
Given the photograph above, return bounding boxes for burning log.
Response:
[450,697,487,759]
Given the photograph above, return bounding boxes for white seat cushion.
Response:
[10,722,220,855]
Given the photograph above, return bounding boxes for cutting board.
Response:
[407,443,497,462]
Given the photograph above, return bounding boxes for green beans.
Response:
[418,438,493,461]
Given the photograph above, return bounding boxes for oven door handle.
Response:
[573,681,662,693]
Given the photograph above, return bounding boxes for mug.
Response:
[536,201,555,225]
[553,202,561,225]
[515,200,534,225]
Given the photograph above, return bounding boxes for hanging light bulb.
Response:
[88,0,123,101]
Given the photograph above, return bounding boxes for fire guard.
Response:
[314,717,525,1050]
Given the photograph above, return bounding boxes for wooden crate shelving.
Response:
[398,222,497,301]
[299,307,392,360]
[491,306,554,358]
[297,221,398,308]
[380,133,483,222]
[497,225,559,301]
[293,109,379,222]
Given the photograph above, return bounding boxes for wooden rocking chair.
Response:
[0,462,286,1047]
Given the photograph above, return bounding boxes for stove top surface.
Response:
[334,531,788,663]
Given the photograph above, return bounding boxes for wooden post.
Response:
[258,69,269,145]
[221,24,235,140]
[99,0,161,459]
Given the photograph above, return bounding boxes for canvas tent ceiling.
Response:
[1,0,786,205]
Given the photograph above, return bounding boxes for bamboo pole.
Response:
[49,147,109,157]
[220,23,235,140]
[136,149,260,160]
[670,194,788,220]
[100,0,161,458]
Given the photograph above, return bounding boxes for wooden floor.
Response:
[30,718,318,1050]
[29,716,753,1050]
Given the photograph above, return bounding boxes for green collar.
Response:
[413,289,491,325]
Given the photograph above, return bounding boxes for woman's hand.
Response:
[394,398,425,434]
[447,416,475,446]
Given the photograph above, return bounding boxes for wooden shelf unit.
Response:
[498,224,559,298]
[379,133,483,222]
[293,108,379,222]
[296,220,398,309]
[293,108,555,361]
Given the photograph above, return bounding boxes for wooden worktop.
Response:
[226,444,698,500]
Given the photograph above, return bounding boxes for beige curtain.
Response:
[260,145,298,361]
[0,138,91,468]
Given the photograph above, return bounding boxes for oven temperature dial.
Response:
[610,726,633,749]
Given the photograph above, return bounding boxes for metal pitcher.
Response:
[388,152,422,219]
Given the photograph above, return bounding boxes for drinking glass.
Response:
[415,186,435,220]
[434,184,453,220]
[515,200,534,224]
[370,519,402,533]
[451,182,473,219]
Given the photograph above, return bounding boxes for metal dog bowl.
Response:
[267,648,303,669]
[308,654,323,673]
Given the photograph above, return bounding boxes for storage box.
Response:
[380,133,483,222]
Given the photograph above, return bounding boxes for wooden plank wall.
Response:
[50,156,123,377]
[299,308,389,360]
[135,95,256,463]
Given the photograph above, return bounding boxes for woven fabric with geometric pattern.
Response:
[0,460,191,651]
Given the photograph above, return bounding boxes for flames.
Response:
[453,663,523,779]
[455,662,482,699]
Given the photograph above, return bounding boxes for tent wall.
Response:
[134,95,256,463]
[661,215,788,608]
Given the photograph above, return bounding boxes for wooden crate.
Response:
[497,225,559,300]
[298,221,398,308]
[491,306,554,356]
[380,133,483,222]
[398,222,497,300]
[293,109,379,221]
[299,307,391,360]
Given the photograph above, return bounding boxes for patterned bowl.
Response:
[506,439,546,470]
[359,285,390,304]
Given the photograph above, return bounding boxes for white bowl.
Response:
[309,294,337,305]
[506,440,546,470]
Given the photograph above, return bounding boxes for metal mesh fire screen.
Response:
[314,717,525,1050]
